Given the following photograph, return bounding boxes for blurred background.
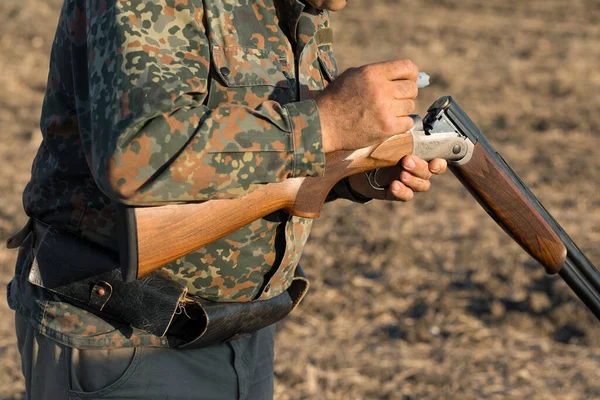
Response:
[1,0,599,398]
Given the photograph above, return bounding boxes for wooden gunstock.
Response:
[119,132,415,281]
[130,180,301,279]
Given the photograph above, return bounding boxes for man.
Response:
[7,0,447,398]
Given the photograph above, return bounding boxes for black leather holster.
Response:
[22,221,308,349]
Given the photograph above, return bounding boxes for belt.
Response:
[7,218,309,348]
[6,218,48,251]
[6,218,33,249]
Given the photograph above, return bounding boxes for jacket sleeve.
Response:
[79,0,324,204]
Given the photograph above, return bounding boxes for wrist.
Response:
[315,96,340,153]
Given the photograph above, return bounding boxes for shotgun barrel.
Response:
[425,96,600,319]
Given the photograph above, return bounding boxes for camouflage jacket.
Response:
[8,0,364,349]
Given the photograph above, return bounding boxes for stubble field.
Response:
[0,0,599,399]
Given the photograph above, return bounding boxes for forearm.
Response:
[99,100,324,204]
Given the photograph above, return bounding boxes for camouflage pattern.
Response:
[10,0,349,349]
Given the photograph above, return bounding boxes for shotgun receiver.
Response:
[118,96,600,320]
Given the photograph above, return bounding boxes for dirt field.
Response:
[1,0,599,399]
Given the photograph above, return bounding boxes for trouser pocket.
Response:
[68,346,142,397]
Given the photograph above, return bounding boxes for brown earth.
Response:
[1,0,599,399]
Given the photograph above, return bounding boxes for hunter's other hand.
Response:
[347,156,448,201]
[316,59,419,153]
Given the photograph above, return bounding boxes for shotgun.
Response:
[117,96,600,319]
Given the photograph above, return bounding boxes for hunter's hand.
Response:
[347,156,448,201]
[316,59,419,153]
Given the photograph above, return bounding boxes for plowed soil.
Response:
[1,1,599,399]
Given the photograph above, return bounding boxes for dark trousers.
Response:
[15,313,275,400]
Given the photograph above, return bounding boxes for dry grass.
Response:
[1,0,599,399]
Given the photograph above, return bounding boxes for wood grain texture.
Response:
[451,143,567,274]
[135,178,302,278]
[133,132,415,278]
[292,133,414,218]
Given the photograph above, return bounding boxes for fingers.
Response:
[401,156,433,180]
[395,99,416,117]
[382,116,414,136]
[358,60,419,139]
[372,160,436,191]
[395,156,448,197]
[381,99,415,135]
[371,59,419,82]
[388,181,414,202]
[376,157,449,202]
[428,158,448,175]
[400,171,431,192]
[393,80,418,100]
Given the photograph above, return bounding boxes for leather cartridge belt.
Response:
[9,219,308,348]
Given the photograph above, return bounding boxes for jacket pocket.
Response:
[212,46,290,87]
[207,45,291,107]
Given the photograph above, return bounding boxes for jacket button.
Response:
[220,67,231,77]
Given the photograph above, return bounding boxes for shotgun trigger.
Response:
[365,169,386,191]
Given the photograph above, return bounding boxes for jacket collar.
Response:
[279,0,307,43]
